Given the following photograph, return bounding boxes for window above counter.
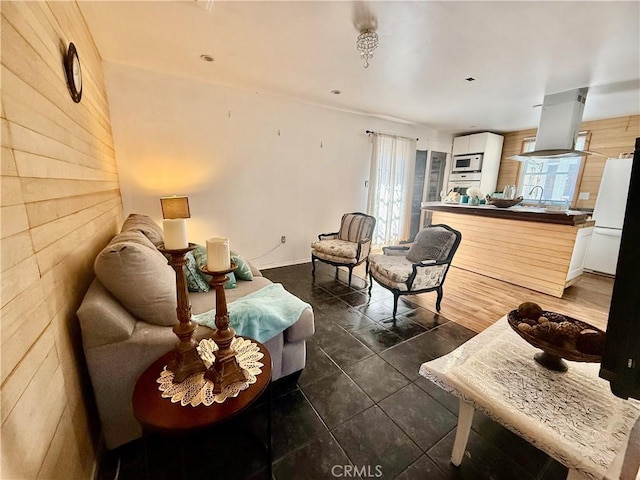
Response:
[518,132,589,206]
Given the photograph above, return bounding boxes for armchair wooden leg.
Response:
[311,256,316,277]
[436,286,443,312]
[365,259,370,286]
[392,292,399,319]
[348,267,353,287]
[368,271,373,295]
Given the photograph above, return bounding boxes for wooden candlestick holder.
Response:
[158,243,207,383]
[200,263,249,394]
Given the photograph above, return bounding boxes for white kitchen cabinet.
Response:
[452,132,501,155]
[567,226,594,283]
[468,133,487,154]
[449,132,504,195]
[452,136,469,155]
[479,133,504,195]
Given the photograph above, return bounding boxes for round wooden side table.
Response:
[132,338,272,476]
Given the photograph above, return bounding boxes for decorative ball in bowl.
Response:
[507,302,605,372]
[485,195,523,208]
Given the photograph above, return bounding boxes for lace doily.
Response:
[156,337,264,407]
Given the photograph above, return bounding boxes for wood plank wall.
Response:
[1,2,123,478]
[496,115,639,209]
[432,211,578,298]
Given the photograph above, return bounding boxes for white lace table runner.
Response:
[420,318,640,480]
[156,337,264,407]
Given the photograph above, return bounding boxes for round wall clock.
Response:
[64,42,82,103]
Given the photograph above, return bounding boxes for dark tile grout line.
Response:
[341,331,461,474]
[300,268,551,479]
[270,271,459,479]
[313,281,434,346]
[271,385,358,475]
[263,265,566,480]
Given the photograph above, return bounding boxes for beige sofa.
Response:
[77,214,314,449]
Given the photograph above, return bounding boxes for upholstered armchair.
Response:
[368,224,461,318]
[311,212,376,287]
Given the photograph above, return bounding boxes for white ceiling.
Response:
[79,1,640,134]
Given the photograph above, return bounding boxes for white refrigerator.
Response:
[584,157,634,275]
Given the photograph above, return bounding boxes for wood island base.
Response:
[424,204,594,298]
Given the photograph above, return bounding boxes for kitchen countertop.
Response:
[421,202,594,226]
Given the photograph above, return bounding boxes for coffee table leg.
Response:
[451,400,474,466]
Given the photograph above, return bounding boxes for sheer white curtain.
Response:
[367,133,416,247]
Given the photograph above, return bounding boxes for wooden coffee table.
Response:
[133,338,272,474]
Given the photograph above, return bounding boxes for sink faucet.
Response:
[529,185,544,206]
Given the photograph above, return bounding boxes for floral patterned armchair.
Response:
[311,212,376,287]
[368,224,461,319]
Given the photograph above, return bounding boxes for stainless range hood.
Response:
[511,87,600,160]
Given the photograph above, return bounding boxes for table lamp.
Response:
[161,196,190,249]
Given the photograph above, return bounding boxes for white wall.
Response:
[105,62,452,268]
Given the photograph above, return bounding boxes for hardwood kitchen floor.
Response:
[355,264,614,333]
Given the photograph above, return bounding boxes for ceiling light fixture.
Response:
[200,54,214,62]
[465,77,475,82]
[331,89,341,95]
[356,29,378,69]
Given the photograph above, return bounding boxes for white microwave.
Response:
[452,153,483,173]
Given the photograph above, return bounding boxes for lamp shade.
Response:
[160,196,190,219]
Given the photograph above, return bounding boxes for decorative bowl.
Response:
[507,309,605,372]
[485,195,523,208]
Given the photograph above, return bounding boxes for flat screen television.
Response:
[599,137,640,400]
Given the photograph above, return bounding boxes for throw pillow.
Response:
[94,230,177,326]
[225,271,237,289]
[231,251,253,281]
[406,227,456,263]
[120,214,164,246]
[192,244,237,289]
[184,251,210,292]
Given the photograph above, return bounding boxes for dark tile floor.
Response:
[96,262,568,480]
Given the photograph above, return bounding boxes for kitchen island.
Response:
[421,202,595,297]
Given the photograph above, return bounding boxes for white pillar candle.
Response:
[206,237,230,271]
[163,219,188,249]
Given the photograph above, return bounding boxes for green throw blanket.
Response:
[192,283,311,343]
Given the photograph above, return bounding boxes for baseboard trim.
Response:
[255,257,310,270]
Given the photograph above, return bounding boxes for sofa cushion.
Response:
[369,253,447,292]
[189,276,273,315]
[311,239,358,259]
[77,280,137,349]
[369,253,414,283]
[231,252,253,281]
[192,283,311,343]
[121,213,164,246]
[94,231,177,326]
